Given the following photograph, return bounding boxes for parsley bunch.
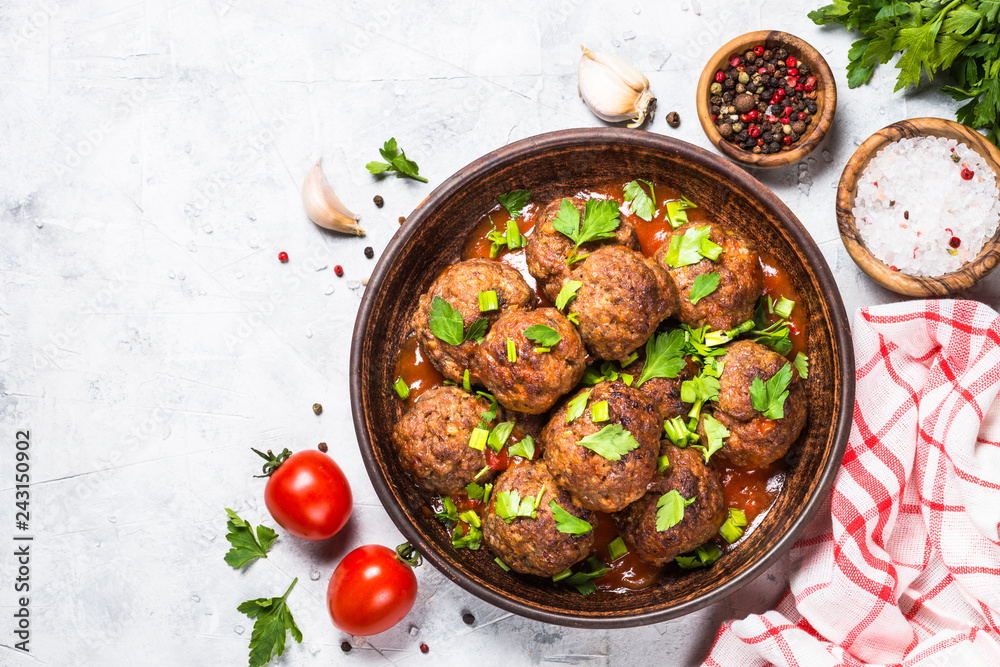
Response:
[810,0,1000,144]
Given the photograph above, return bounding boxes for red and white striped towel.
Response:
[705,300,1000,666]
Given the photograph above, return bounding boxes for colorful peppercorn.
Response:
[278,251,289,263]
[961,167,975,180]
[334,265,344,277]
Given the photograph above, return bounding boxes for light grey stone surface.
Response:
[1,1,995,665]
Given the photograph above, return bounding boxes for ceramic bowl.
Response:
[350,128,854,628]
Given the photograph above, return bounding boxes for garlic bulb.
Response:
[578,46,656,128]
[302,162,365,236]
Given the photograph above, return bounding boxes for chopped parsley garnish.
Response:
[497,189,531,218]
[523,324,562,347]
[429,296,487,346]
[793,352,809,379]
[590,400,610,423]
[566,389,592,423]
[224,508,277,570]
[487,421,515,452]
[435,496,458,524]
[578,424,640,461]
[662,226,721,268]
[656,490,696,532]
[750,363,793,420]
[635,329,687,388]
[551,198,622,263]
[393,377,410,400]
[680,375,721,406]
[508,435,536,460]
[465,481,489,501]
[675,543,722,569]
[552,556,610,595]
[695,414,730,463]
[494,488,544,523]
[555,280,583,311]
[506,338,517,362]
[365,137,428,183]
[478,290,499,312]
[688,272,721,305]
[623,179,656,221]
[607,537,628,561]
[238,579,303,667]
[666,196,697,228]
[452,523,482,550]
[549,500,593,535]
[477,391,499,423]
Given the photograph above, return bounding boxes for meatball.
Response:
[707,340,807,468]
[525,197,640,303]
[623,355,695,422]
[567,246,679,363]
[483,460,595,577]
[614,443,726,565]
[391,386,497,493]
[411,258,534,384]
[474,308,586,414]
[654,222,763,331]
[542,381,661,512]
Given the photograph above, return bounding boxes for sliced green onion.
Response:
[729,508,747,527]
[506,220,523,249]
[534,347,551,353]
[468,427,489,451]
[462,369,472,392]
[657,454,670,473]
[495,557,511,571]
[482,483,493,506]
[478,290,499,312]
[533,485,546,510]
[607,537,628,562]
[720,518,744,544]
[567,312,579,325]
[506,338,517,362]
[393,376,410,400]
[551,568,573,582]
[773,296,795,319]
[459,510,482,529]
[664,417,689,447]
[590,400,610,423]
[474,465,490,480]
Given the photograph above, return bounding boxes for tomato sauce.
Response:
[398,179,806,593]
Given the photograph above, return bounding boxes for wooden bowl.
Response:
[837,117,1000,297]
[350,128,854,628]
[696,30,837,169]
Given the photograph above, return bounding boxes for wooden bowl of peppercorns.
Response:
[697,30,837,169]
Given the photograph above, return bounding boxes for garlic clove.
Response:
[302,161,365,236]
[578,46,656,128]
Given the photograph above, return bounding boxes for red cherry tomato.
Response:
[327,544,420,636]
[257,448,353,540]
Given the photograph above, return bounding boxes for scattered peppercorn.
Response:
[419,643,429,654]
[364,246,374,259]
[373,195,385,208]
[318,442,328,452]
[961,167,974,180]
[462,613,475,625]
[904,211,909,220]
[398,216,406,225]
[334,265,344,277]
[665,111,680,128]
[890,265,899,271]
[341,641,352,653]
[313,403,323,415]
[278,251,289,263]
[950,236,961,248]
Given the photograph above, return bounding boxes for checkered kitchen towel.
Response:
[705,300,1000,666]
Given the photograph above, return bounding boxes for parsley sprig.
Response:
[551,198,622,263]
[238,579,303,667]
[428,296,488,346]
[577,424,640,461]
[623,180,656,221]
[366,138,428,182]
[552,555,610,595]
[495,487,545,523]
[497,189,531,218]
[635,329,687,388]
[656,490,696,532]
[750,363,794,420]
[224,509,277,570]
[663,225,722,268]
[549,500,593,535]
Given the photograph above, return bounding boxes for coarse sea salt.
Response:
[852,136,1000,277]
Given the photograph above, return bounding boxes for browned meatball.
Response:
[706,340,807,468]
[567,246,679,363]
[391,386,497,493]
[654,222,763,331]
[483,460,595,577]
[412,259,534,384]
[614,443,725,565]
[624,355,695,422]
[542,381,661,512]
[474,308,586,414]
[525,197,640,303]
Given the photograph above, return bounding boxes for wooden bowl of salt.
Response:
[837,117,1000,297]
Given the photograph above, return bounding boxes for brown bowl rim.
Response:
[837,117,1000,297]
[350,127,854,627]
[696,29,837,169]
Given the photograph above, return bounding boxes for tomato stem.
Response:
[395,542,423,568]
[251,447,293,478]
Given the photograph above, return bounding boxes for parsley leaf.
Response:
[655,490,696,532]
[551,198,622,261]
[793,352,809,379]
[688,272,721,305]
[494,488,543,523]
[577,424,640,461]
[366,137,428,182]
[636,330,687,388]
[435,495,458,524]
[555,280,583,311]
[452,523,482,550]
[696,414,730,463]
[428,296,486,346]
[675,543,723,569]
[663,226,716,268]
[751,318,793,355]
[623,180,656,221]
[487,421,515,452]
[224,508,277,570]
[523,324,562,347]
[465,317,489,343]
[497,189,531,218]
[237,579,303,667]
[553,556,610,595]
[566,389,592,423]
[549,500,593,535]
[680,374,720,404]
[508,435,536,460]
[750,362,793,420]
